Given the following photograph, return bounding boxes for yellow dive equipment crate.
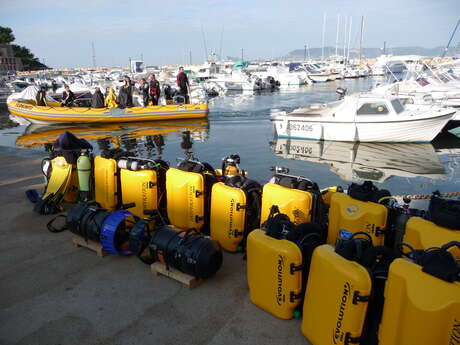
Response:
[120,169,158,218]
[94,156,118,210]
[166,168,205,230]
[210,176,261,252]
[247,229,303,319]
[328,193,388,246]
[210,183,246,251]
[261,183,314,225]
[301,244,372,345]
[403,216,460,260]
[379,253,460,345]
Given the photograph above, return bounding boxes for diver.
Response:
[118,76,133,108]
[148,74,161,106]
[105,87,117,108]
[61,85,75,107]
[176,66,190,104]
[91,87,105,108]
[139,78,150,107]
[36,86,47,106]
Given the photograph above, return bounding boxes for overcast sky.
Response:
[1,0,459,68]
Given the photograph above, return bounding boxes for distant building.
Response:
[0,44,23,74]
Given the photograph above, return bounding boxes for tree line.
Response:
[0,26,48,70]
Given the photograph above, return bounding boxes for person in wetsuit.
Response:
[61,85,75,107]
[148,74,161,106]
[176,66,189,104]
[118,76,133,108]
[36,86,47,106]
[139,78,150,106]
[91,87,105,108]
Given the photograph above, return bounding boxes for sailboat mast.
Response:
[335,14,340,57]
[321,12,327,60]
[347,16,352,62]
[343,16,348,59]
[359,16,364,63]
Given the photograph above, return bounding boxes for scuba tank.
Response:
[77,151,92,202]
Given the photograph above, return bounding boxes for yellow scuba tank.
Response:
[210,175,262,252]
[260,167,322,226]
[247,208,323,319]
[403,217,460,260]
[166,158,217,232]
[328,181,390,246]
[118,157,169,219]
[378,242,460,345]
[94,155,118,210]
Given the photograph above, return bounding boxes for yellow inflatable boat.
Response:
[7,100,208,124]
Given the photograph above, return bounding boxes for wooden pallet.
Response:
[151,262,202,289]
[72,235,108,257]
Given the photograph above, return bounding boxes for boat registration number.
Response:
[15,103,33,110]
[288,123,314,132]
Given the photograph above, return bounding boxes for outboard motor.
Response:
[336,87,347,100]
[163,85,176,103]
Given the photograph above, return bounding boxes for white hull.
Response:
[272,112,454,142]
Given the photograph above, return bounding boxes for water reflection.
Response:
[271,136,460,183]
[16,119,209,157]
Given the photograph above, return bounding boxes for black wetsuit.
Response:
[118,83,133,108]
[149,79,161,106]
[140,83,150,106]
[61,90,75,107]
[91,90,105,108]
[176,72,189,104]
[36,90,47,106]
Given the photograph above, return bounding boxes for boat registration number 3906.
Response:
[288,123,314,132]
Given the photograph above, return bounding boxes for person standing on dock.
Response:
[36,86,47,106]
[176,66,189,104]
[61,85,75,107]
[148,74,161,106]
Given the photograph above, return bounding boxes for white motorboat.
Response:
[271,92,456,142]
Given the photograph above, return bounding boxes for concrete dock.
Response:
[0,150,309,345]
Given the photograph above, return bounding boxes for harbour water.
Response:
[1,77,459,197]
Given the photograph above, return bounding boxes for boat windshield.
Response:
[357,103,389,115]
[391,99,405,114]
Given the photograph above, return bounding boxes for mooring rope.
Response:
[393,191,460,200]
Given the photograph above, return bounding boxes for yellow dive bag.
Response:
[247,208,323,319]
[260,168,324,226]
[166,158,217,232]
[118,157,169,219]
[378,242,460,345]
[210,175,262,252]
[403,217,460,260]
[94,156,118,210]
